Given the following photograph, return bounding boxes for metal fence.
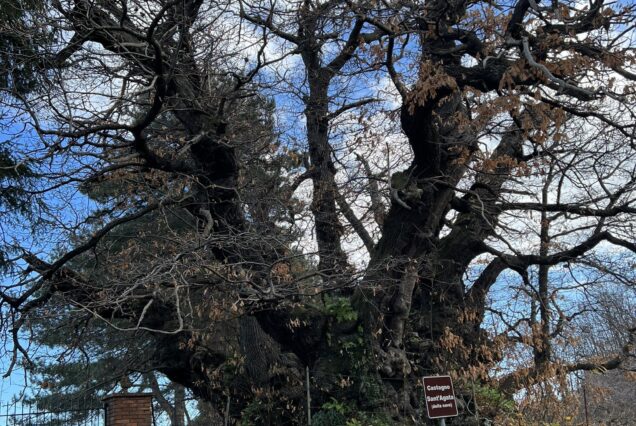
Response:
[0,400,104,426]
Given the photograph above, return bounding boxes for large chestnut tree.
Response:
[1,0,635,423]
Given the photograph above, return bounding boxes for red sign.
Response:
[422,375,458,419]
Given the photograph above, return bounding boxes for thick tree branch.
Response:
[483,231,636,268]
[500,202,636,217]
[499,326,636,395]
[335,187,375,253]
[325,19,365,75]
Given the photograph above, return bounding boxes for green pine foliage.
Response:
[0,0,47,94]
[0,147,32,271]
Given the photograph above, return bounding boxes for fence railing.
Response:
[0,400,104,426]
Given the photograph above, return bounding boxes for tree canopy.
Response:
[1,0,635,424]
